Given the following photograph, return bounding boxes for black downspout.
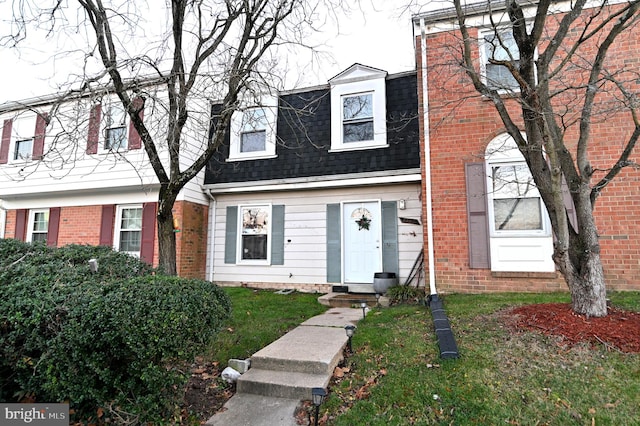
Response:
[427,294,460,359]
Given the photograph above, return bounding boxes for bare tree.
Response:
[2,0,341,275]
[440,0,640,316]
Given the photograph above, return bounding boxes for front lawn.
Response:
[323,292,640,425]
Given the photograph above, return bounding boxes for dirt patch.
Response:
[507,303,640,353]
[180,359,235,424]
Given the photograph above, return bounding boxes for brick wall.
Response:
[174,200,208,279]
[58,205,102,245]
[417,4,640,293]
[4,209,16,239]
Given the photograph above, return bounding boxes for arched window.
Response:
[483,133,554,272]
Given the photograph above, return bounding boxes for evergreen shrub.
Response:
[0,240,231,422]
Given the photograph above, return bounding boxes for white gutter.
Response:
[421,18,437,296]
[202,169,421,194]
[204,189,217,282]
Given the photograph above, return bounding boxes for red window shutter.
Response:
[1,119,13,164]
[99,204,115,246]
[87,104,102,155]
[33,113,48,160]
[140,202,157,265]
[465,162,490,269]
[15,209,27,241]
[128,97,145,150]
[47,207,61,247]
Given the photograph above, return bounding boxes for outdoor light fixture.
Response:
[88,258,98,273]
[344,324,356,353]
[360,301,367,319]
[311,387,327,426]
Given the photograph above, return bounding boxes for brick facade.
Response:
[417,5,640,293]
[174,200,208,279]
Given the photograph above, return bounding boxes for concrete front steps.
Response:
[237,326,346,399]
[207,307,363,425]
[318,292,387,308]
[236,308,362,400]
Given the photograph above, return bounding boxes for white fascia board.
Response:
[413,0,611,35]
[202,169,421,195]
[0,183,162,209]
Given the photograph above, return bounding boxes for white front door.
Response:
[343,201,382,287]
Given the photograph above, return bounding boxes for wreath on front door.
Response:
[355,215,371,231]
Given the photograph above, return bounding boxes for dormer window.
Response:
[342,93,374,143]
[240,108,268,153]
[228,97,277,161]
[329,64,387,151]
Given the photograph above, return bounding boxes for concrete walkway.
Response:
[206,307,364,425]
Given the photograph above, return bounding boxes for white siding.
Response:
[0,87,211,207]
[209,183,423,288]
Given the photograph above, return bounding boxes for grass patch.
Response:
[205,287,328,363]
[324,292,640,425]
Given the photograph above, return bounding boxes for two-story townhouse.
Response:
[413,2,640,293]
[203,64,423,293]
[0,86,209,278]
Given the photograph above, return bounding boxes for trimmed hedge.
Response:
[0,240,231,423]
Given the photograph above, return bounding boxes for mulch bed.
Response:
[509,303,640,353]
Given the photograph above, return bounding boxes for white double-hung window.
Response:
[481,28,520,92]
[342,93,374,143]
[114,205,143,256]
[10,115,36,162]
[27,209,49,243]
[105,101,127,151]
[238,204,271,262]
[240,108,268,153]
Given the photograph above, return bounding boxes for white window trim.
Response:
[100,99,129,153]
[114,204,143,257]
[485,135,551,238]
[236,203,272,265]
[330,78,387,152]
[26,208,49,243]
[228,99,278,162]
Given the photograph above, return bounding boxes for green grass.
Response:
[204,287,328,363]
[323,292,640,426]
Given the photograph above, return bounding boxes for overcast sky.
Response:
[0,1,421,104]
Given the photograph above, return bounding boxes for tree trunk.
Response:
[566,250,607,317]
[156,189,178,276]
[554,214,608,317]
